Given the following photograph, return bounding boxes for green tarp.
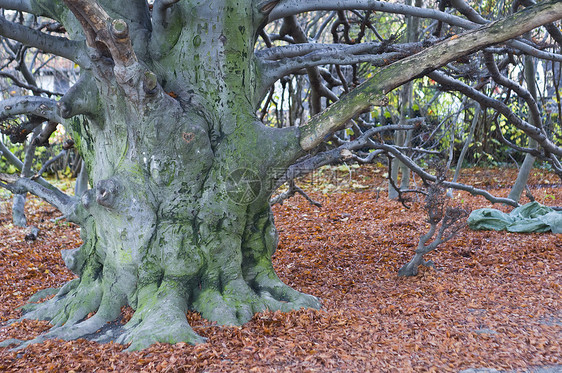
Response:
[468,201,562,233]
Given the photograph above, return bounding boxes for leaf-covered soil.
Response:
[0,166,561,372]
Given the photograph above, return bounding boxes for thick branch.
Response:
[0,0,33,13]
[33,121,60,147]
[1,177,78,217]
[262,52,406,92]
[519,0,562,46]
[450,0,487,24]
[0,140,63,194]
[510,40,562,62]
[62,0,137,68]
[270,1,562,63]
[0,96,63,123]
[483,51,542,131]
[149,0,182,60]
[0,15,86,64]
[298,0,562,151]
[282,16,325,115]
[270,0,475,28]
[257,41,386,60]
[257,41,427,94]
[61,0,165,104]
[0,139,24,172]
[57,73,101,119]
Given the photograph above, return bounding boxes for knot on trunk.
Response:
[96,178,120,208]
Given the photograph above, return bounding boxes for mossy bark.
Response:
[11,0,319,351]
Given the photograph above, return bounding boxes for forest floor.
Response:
[0,165,561,372]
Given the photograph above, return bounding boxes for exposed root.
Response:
[18,278,102,326]
[119,280,205,351]
[241,209,322,311]
[2,205,323,352]
[252,268,321,310]
[192,275,271,326]
[193,271,320,328]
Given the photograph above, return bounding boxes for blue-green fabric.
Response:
[468,202,562,233]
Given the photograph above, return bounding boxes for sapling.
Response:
[398,175,470,277]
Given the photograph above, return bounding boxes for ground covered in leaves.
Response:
[0,166,561,372]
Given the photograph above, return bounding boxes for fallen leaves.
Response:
[0,166,561,372]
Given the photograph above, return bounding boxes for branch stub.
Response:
[111,19,129,40]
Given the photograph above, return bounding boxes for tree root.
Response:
[118,280,205,351]
[4,263,321,351]
[6,276,121,350]
[250,264,321,310]
[2,208,322,351]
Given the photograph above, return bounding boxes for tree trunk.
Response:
[12,127,40,227]
[388,0,421,199]
[447,103,481,198]
[14,0,319,351]
[508,54,538,202]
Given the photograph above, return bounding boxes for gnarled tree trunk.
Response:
[13,0,319,351]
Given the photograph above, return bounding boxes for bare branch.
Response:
[0,71,63,96]
[0,14,86,64]
[32,148,68,180]
[33,121,61,147]
[270,180,322,207]
[270,1,562,63]
[0,139,62,192]
[509,39,562,62]
[0,139,24,171]
[0,96,63,123]
[518,0,562,46]
[281,16,325,114]
[257,40,431,97]
[371,142,520,207]
[428,71,562,158]
[270,0,475,29]
[0,0,33,13]
[0,176,78,217]
[450,0,487,24]
[298,0,562,151]
[257,42,378,60]
[483,51,542,130]
[261,52,406,94]
[279,123,416,189]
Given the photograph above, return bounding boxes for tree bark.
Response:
[6,0,319,352]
